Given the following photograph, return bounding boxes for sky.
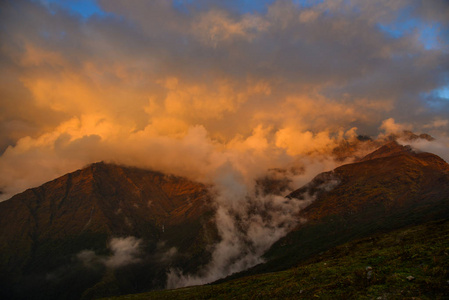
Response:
[0,0,449,200]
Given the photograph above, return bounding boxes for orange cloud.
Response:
[0,0,448,200]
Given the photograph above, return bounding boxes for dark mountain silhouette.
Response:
[0,162,217,300]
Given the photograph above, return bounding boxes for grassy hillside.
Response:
[102,218,449,299]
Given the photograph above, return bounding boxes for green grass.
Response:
[102,219,449,299]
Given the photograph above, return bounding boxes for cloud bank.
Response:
[0,0,448,200]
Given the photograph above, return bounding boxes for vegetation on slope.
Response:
[103,218,449,299]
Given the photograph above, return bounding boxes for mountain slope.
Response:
[229,141,449,278]
[2,139,448,299]
[0,162,217,300]
[103,218,449,299]
[292,141,449,222]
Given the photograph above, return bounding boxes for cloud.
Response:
[166,166,340,289]
[105,236,143,268]
[403,135,449,164]
[0,112,356,201]
[423,118,449,129]
[77,236,142,269]
[379,118,412,136]
[1,0,447,158]
[275,128,336,156]
[192,10,269,47]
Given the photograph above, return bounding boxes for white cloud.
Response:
[77,236,142,269]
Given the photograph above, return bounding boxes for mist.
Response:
[166,170,340,288]
[77,236,143,269]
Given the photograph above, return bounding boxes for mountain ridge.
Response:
[1,137,448,299]
[221,139,449,281]
[0,162,217,300]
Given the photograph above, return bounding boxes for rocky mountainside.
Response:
[230,141,449,278]
[0,162,217,300]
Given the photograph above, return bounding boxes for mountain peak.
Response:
[358,141,413,162]
[332,131,435,162]
[287,140,449,224]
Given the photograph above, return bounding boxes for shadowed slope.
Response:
[103,218,449,299]
[0,162,216,300]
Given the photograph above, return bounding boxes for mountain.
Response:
[331,130,435,162]
[105,218,449,299]
[291,141,449,222]
[0,162,217,300]
[92,139,449,299]
[242,141,449,277]
[2,138,448,299]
